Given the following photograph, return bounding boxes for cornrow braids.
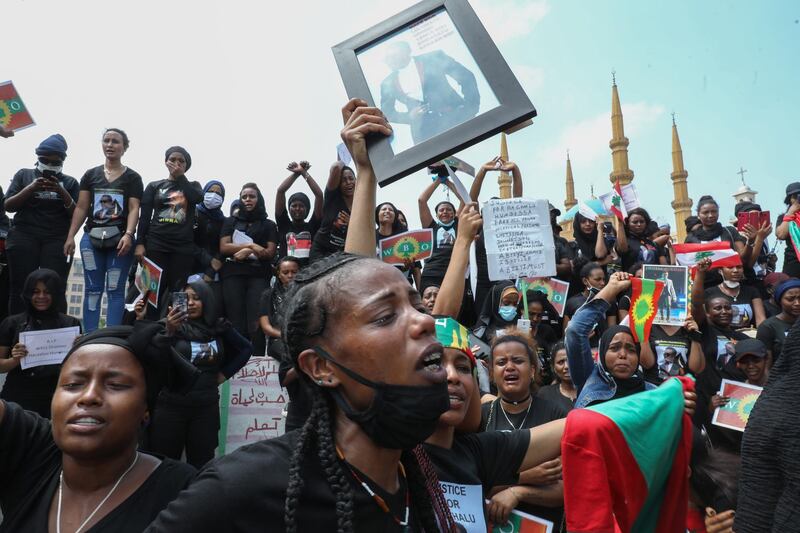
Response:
[283,388,321,533]
[409,446,459,532]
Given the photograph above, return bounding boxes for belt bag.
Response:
[89,226,122,249]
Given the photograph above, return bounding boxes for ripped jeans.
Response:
[79,233,133,332]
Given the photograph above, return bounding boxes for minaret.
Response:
[564,150,577,211]
[609,74,634,186]
[670,114,692,242]
[498,133,512,198]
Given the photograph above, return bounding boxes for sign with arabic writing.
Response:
[217,356,288,455]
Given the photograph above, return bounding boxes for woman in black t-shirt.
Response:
[571,213,610,265]
[418,171,466,291]
[220,183,278,357]
[258,257,309,431]
[4,134,79,315]
[309,161,354,263]
[0,269,80,418]
[376,201,421,287]
[0,324,197,533]
[135,146,204,315]
[756,279,800,363]
[537,342,577,413]
[704,263,765,330]
[143,281,252,469]
[614,207,667,271]
[640,320,705,385]
[275,161,323,266]
[64,128,144,332]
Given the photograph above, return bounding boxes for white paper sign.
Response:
[440,482,485,533]
[19,327,81,370]
[483,198,556,280]
[599,182,640,213]
[232,229,257,260]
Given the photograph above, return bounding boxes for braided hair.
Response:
[280,252,456,532]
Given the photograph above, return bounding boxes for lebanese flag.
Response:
[673,241,742,269]
[562,376,694,533]
[607,179,627,222]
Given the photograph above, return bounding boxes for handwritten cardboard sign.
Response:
[483,198,556,281]
[217,356,288,456]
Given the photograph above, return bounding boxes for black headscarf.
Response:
[475,281,518,338]
[21,268,65,321]
[165,146,192,171]
[176,281,221,340]
[236,185,268,222]
[64,322,200,413]
[597,325,646,400]
[572,213,598,259]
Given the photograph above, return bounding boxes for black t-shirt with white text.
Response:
[137,177,203,254]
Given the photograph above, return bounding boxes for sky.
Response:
[3,0,799,252]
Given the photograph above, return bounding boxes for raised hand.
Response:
[340,98,391,169]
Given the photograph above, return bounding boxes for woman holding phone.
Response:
[4,134,79,314]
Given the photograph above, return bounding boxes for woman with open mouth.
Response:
[0,323,198,532]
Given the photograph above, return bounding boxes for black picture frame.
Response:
[332,0,537,187]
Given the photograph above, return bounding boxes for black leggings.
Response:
[6,229,70,315]
[147,398,219,469]
[223,275,267,355]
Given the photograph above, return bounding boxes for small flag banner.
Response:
[0,81,34,132]
[379,229,433,264]
[629,277,664,343]
[673,241,741,270]
[711,379,763,432]
[785,213,800,264]
[486,505,553,533]
[134,257,164,307]
[516,277,570,317]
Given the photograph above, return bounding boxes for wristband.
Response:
[687,329,703,343]
[124,231,135,240]
[783,215,795,223]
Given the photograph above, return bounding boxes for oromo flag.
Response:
[673,241,741,270]
[629,277,664,343]
[562,376,694,533]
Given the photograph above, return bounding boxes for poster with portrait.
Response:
[642,265,689,327]
[92,188,125,224]
[333,0,537,186]
[190,340,219,365]
[653,342,689,381]
[357,8,499,154]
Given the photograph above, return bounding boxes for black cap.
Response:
[548,202,561,216]
[785,182,800,202]
[734,338,767,361]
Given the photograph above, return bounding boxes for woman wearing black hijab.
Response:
[144,280,252,468]
[135,146,204,315]
[0,269,81,418]
[565,272,656,408]
[615,207,668,271]
[571,212,610,264]
[0,322,198,533]
[219,183,278,356]
[474,280,521,344]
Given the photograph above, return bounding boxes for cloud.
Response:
[537,102,666,170]
[509,64,545,96]
[472,0,549,44]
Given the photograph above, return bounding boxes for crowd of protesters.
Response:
[0,103,796,533]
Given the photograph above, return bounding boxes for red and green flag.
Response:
[711,379,763,432]
[629,277,664,343]
[784,212,800,264]
[0,81,35,132]
[562,376,694,533]
[379,229,433,265]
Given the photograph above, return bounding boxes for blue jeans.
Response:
[79,233,133,332]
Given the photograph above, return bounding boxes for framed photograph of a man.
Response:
[332,0,536,186]
[643,265,689,327]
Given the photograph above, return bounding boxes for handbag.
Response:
[89,226,122,249]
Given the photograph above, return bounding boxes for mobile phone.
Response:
[42,169,58,180]
[172,292,188,314]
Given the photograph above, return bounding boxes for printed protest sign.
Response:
[134,257,163,308]
[217,356,287,456]
[483,198,556,281]
[517,277,570,317]
[712,379,763,432]
[379,229,434,264]
[19,327,80,370]
[487,505,554,533]
[643,265,689,327]
[0,81,34,132]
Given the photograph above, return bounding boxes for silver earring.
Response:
[316,379,324,385]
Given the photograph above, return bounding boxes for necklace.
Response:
[498,398,532,430]
[335,446,410,529]
[103,164,127,177]
[57,452,139,533]
[500,394,531,406]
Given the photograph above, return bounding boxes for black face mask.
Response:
[314,346,449,450]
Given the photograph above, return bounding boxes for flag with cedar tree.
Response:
[608,179,627,222]
[629,277,664,343]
